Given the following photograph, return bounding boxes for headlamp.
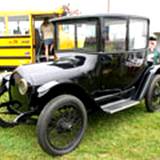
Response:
[18,78,28,95]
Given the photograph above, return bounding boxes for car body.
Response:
[0,14,160,156]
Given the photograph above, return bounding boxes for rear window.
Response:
[129,19,148,50]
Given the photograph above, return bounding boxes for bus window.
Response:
[0,17,5,35]
[8,15,29,36]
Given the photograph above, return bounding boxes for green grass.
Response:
[0,99,160,160]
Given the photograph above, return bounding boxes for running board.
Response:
[100,99,140,114]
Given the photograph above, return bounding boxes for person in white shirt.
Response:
[40,18,56,61]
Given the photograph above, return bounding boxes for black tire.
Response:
[145,75,160,112]
[37,94,87,156]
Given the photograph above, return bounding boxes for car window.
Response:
[57,20,97,52]
[129,19,148,50]
[104,18,127,52]
[77,22,97,51]
[58,24,75,50]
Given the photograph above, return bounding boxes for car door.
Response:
[100,17,148,90]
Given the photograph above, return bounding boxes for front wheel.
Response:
[37,94,87,156]
[145,75,160,112]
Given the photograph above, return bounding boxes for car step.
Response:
[100,98,140,114]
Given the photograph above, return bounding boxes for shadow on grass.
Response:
[85,102,147,139]
[0,102,147,143]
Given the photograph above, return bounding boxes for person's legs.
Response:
[44,39,58,61]
[44,44,49,61]
[44,39,52,61]
[49,43,54,54]
[49,42,59,60]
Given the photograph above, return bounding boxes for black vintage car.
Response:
[0,14,159,156]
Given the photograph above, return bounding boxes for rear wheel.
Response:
[145,75,160,112]
[37,94,87,156]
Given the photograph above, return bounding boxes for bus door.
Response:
[32,14,56,62]
[32,16,44,61]
[0,15,34,67]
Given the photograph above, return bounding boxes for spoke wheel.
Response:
[37,94,87,156]
[145,75,160,112]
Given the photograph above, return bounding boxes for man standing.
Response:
[147,36,160,65]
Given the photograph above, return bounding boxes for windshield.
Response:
[57,20,97,52]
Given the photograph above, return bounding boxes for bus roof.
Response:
[0,9,65,18]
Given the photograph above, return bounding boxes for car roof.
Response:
[51,14,149,22]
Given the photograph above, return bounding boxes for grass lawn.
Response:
[0,100,160,160]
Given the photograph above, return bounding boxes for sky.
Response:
[0,0,158,33]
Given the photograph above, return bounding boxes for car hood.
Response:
[15,53,98,86]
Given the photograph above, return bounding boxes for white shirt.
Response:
[147,52,154,63]
[41,23,54,40]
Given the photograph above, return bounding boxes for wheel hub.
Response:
[56,118,72,133]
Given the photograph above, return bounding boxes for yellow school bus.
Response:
[0,10,65,68]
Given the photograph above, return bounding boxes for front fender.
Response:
[37,80,73,98]
[37,81,59,98]
[138,65,160,99]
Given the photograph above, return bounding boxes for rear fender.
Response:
[138,65,160,99]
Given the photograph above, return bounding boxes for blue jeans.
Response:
[44,39,53,45]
